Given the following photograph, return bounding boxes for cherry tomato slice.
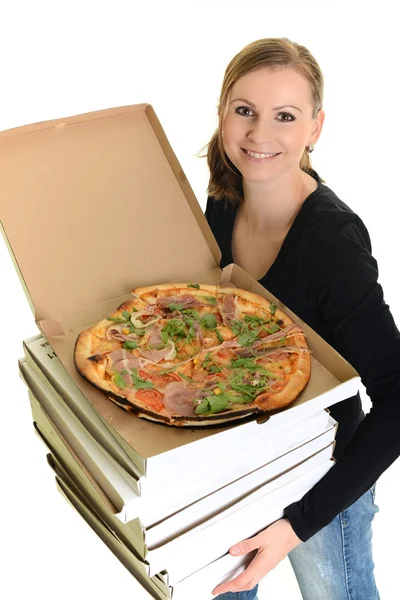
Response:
[158,372,182,384]
[138,369,181,385]
[135,388,164,412]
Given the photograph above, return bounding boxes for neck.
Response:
[241,169,315,236]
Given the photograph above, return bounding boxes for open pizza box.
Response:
[35,384,332,591]
[20,355,334,525]
[0,104,359,482]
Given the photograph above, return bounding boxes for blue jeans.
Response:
[216,486,379,600]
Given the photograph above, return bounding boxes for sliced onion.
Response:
[163,340,177,361]
[130,311,161,329]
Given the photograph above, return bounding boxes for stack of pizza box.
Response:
[0,105,360,600]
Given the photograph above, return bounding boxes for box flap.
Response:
[0,105,221,330]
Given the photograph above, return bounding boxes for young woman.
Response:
[206,38,400,600]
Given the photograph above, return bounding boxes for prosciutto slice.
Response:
[157,294,207,309]
[107,349,143,372]
[138,340,176,363]
[219,293,237,324]
[163,382,206,416]
[147,323,163,347]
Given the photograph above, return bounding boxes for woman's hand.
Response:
[211,518,302,596]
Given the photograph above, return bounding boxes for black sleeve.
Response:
[284,221,400,541]
[204,196,214,226]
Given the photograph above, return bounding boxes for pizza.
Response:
[74,283,311,427]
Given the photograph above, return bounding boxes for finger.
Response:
[229,533,261,556]
[212,572,255,596]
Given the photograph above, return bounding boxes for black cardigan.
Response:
[205,170,400,541]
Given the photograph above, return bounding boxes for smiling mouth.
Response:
[243,149,281,159]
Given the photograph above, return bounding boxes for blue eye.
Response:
[235,106,255,117]
[277,112,295,122]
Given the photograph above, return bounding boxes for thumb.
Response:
[229,534,259,556]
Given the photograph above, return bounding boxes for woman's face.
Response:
[221,67,324,183]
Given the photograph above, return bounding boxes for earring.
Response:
[306,144,314,153]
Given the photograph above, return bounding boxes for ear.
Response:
[310,109,325,145]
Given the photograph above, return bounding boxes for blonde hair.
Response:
[206,37,324,203]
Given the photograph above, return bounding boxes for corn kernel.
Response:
[213,388,222,395]
[122,328,130,334]
[193,358,199,364]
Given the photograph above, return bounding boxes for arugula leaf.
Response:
[187,283,200,289]
[123,340,138,350]
[107,317,127,323]
[208,395,229,413]
[179,373,194,383]
[270,303,278,315]
[209,364,222,373]
[216,329,224,343]
[195,399,210,415]
[131,369,154,389]
[244,315,266,326]
[194,395,230,415]
[201,295,217,305]
[129,326,146,336]
[168,303,185,311]
[200,313,217,330]
[262,370,283,380]
[122,311,132,320]
[265,323,280,334]
[231,357,257,369]
[181,309,200,320]
[202,352,212,369]
[238,331,259,347]
[112,373,127,389]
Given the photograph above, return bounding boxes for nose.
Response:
[247,116,271,146]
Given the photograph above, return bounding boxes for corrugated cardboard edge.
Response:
[0,104,148,139]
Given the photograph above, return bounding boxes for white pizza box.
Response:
[35,397,332,594]
[0,105,359,477]
[52,468,166,600]
[19,358,140,514]
[51,455,252,600]
[145,423,336,548]
[24,334,139,479]
[28,390,146,563]
[28,378,333,579]
[146,452,334,582]
[23,361,335,546]
[20,355,335,526]
[22,335,342,492]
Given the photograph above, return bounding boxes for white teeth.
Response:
[246,150,278,159]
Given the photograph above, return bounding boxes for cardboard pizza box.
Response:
[52,473,165,600]
[24,334,139,478]
[27,381,333,581]
[145,453,333,582]
[20,357,335,526]
[52,457,252,600]
[22,335,334,495]
[0,105,358,475]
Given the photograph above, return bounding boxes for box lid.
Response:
[0,105,221,332]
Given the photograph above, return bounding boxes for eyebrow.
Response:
[229,98,303,113]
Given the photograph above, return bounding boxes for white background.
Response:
[0,1,398,599]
